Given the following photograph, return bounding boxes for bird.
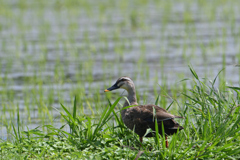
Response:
[104,76,184,148]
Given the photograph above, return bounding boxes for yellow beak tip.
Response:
[104,89,110,92]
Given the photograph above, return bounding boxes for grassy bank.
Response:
[1,67,240,159]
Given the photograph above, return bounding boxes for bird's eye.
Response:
[117,82,124,87]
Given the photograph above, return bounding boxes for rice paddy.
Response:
[0,0,240,159]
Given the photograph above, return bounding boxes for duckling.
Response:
[104,76,184,148]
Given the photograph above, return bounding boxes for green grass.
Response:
[0,0,240,159]
[1,67,240,159]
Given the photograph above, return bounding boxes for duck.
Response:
[104,76,184,148]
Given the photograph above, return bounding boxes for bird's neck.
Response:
[123,86,138,108]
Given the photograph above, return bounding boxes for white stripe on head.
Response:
[115,77,132,87]
[119,77,132,81]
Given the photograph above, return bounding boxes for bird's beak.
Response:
[104,83,119,92]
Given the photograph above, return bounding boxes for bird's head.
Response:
[104,77,134,92]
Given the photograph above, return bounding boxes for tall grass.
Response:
[177,66,240,159]
[1,67,240,159]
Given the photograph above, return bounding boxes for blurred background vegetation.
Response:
[0,0,239,142]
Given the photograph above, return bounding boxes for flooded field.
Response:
[0,0,240,140]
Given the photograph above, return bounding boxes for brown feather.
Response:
[121,104,184,137]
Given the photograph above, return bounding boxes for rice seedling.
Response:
[1,0,240,159]
[1,66,240,159]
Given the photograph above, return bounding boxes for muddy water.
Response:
[0,1,240,139]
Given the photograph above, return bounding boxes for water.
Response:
[0,0,240,139]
